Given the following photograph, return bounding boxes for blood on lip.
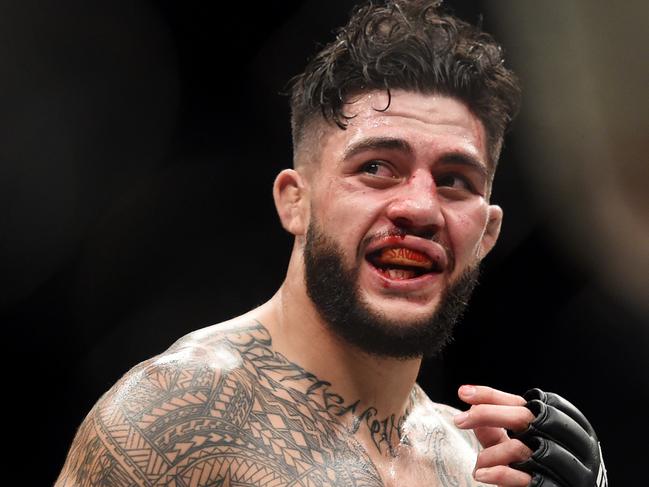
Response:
[375,267,418,281]
[382,236,408,245]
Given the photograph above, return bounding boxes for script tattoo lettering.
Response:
[348,405,410,456]
[57,322,384,486]
[56,321,481,486]
[264,354,413,457]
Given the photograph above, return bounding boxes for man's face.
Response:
[300,90,501,357]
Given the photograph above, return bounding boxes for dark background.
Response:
[1,1,646,485]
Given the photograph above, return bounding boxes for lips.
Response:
[364,236,446,281]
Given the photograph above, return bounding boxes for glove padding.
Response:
[509,388,607,487]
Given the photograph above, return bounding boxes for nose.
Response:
[385,170,444,236]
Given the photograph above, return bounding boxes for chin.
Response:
[362,292,442,325]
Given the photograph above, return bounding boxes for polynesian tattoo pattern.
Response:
[57,321,483,486]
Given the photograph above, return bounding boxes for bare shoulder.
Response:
[55,319,256,486]
[56,319,382,487]
[397,385,484,486]
[407,385,477,440]
[426,396,482,452]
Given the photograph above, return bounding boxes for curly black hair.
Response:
[289,0,520,167]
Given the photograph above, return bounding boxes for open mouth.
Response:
[366,247,442,280]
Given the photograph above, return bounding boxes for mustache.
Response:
[359,227,456,273]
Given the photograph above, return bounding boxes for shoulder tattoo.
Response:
[57,322,384,486]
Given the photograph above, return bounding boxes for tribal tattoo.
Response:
[56,321,485,486]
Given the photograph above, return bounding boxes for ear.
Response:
[273,169,309,236]
[477,204,503,259]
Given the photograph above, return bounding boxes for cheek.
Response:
[317,181,382,230]
[443,202,489,259]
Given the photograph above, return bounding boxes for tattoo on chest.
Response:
[58,322,475,486]
[59,323,385,486]
[268,344,413,458]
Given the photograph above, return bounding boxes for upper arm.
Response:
[56,402,156,486]
[55,404,105,487]
[56,326,386,487]
[55,358,154,486]
[56,354,225,487]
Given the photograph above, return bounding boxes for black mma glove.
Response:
[509,388,607,487]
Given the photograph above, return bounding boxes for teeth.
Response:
[375,247,433,270]
[385,268,417,280]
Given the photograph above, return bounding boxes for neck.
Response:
[252,255,423,456]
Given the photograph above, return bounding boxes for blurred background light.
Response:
[489,0,649,316]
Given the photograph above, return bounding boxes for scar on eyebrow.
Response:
[342,137,413,160]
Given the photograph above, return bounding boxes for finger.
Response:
[525,388,597,438]
[454,404,535,431]
[473,426,509,449]
[528,473,562,487]
[513,400,595,462]
[458,384,526,407]
[512,436,592,487]
[473,465,531,487]
[475,439,533,470]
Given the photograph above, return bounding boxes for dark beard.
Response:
[303,221,479,359]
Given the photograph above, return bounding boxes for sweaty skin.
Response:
[56,320,487,487]
[57,92,535,486]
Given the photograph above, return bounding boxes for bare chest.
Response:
[115,329,482,487]
[369,428,480,487]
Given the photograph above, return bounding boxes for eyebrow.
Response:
[438,152,491,180]
[342,136,414,161]
[343,136,490,176]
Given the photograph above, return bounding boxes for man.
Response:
[57,1,606,486]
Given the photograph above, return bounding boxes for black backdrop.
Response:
[0,1,645,485]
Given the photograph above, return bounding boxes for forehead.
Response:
[326,90,488,166]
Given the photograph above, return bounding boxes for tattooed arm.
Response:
[56,346,304,487]
[55,352,230,487]
[56,324,384,487]
[56,357,160,487]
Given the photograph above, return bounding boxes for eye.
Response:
[360,160,397,179]
[435,173,474,192]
